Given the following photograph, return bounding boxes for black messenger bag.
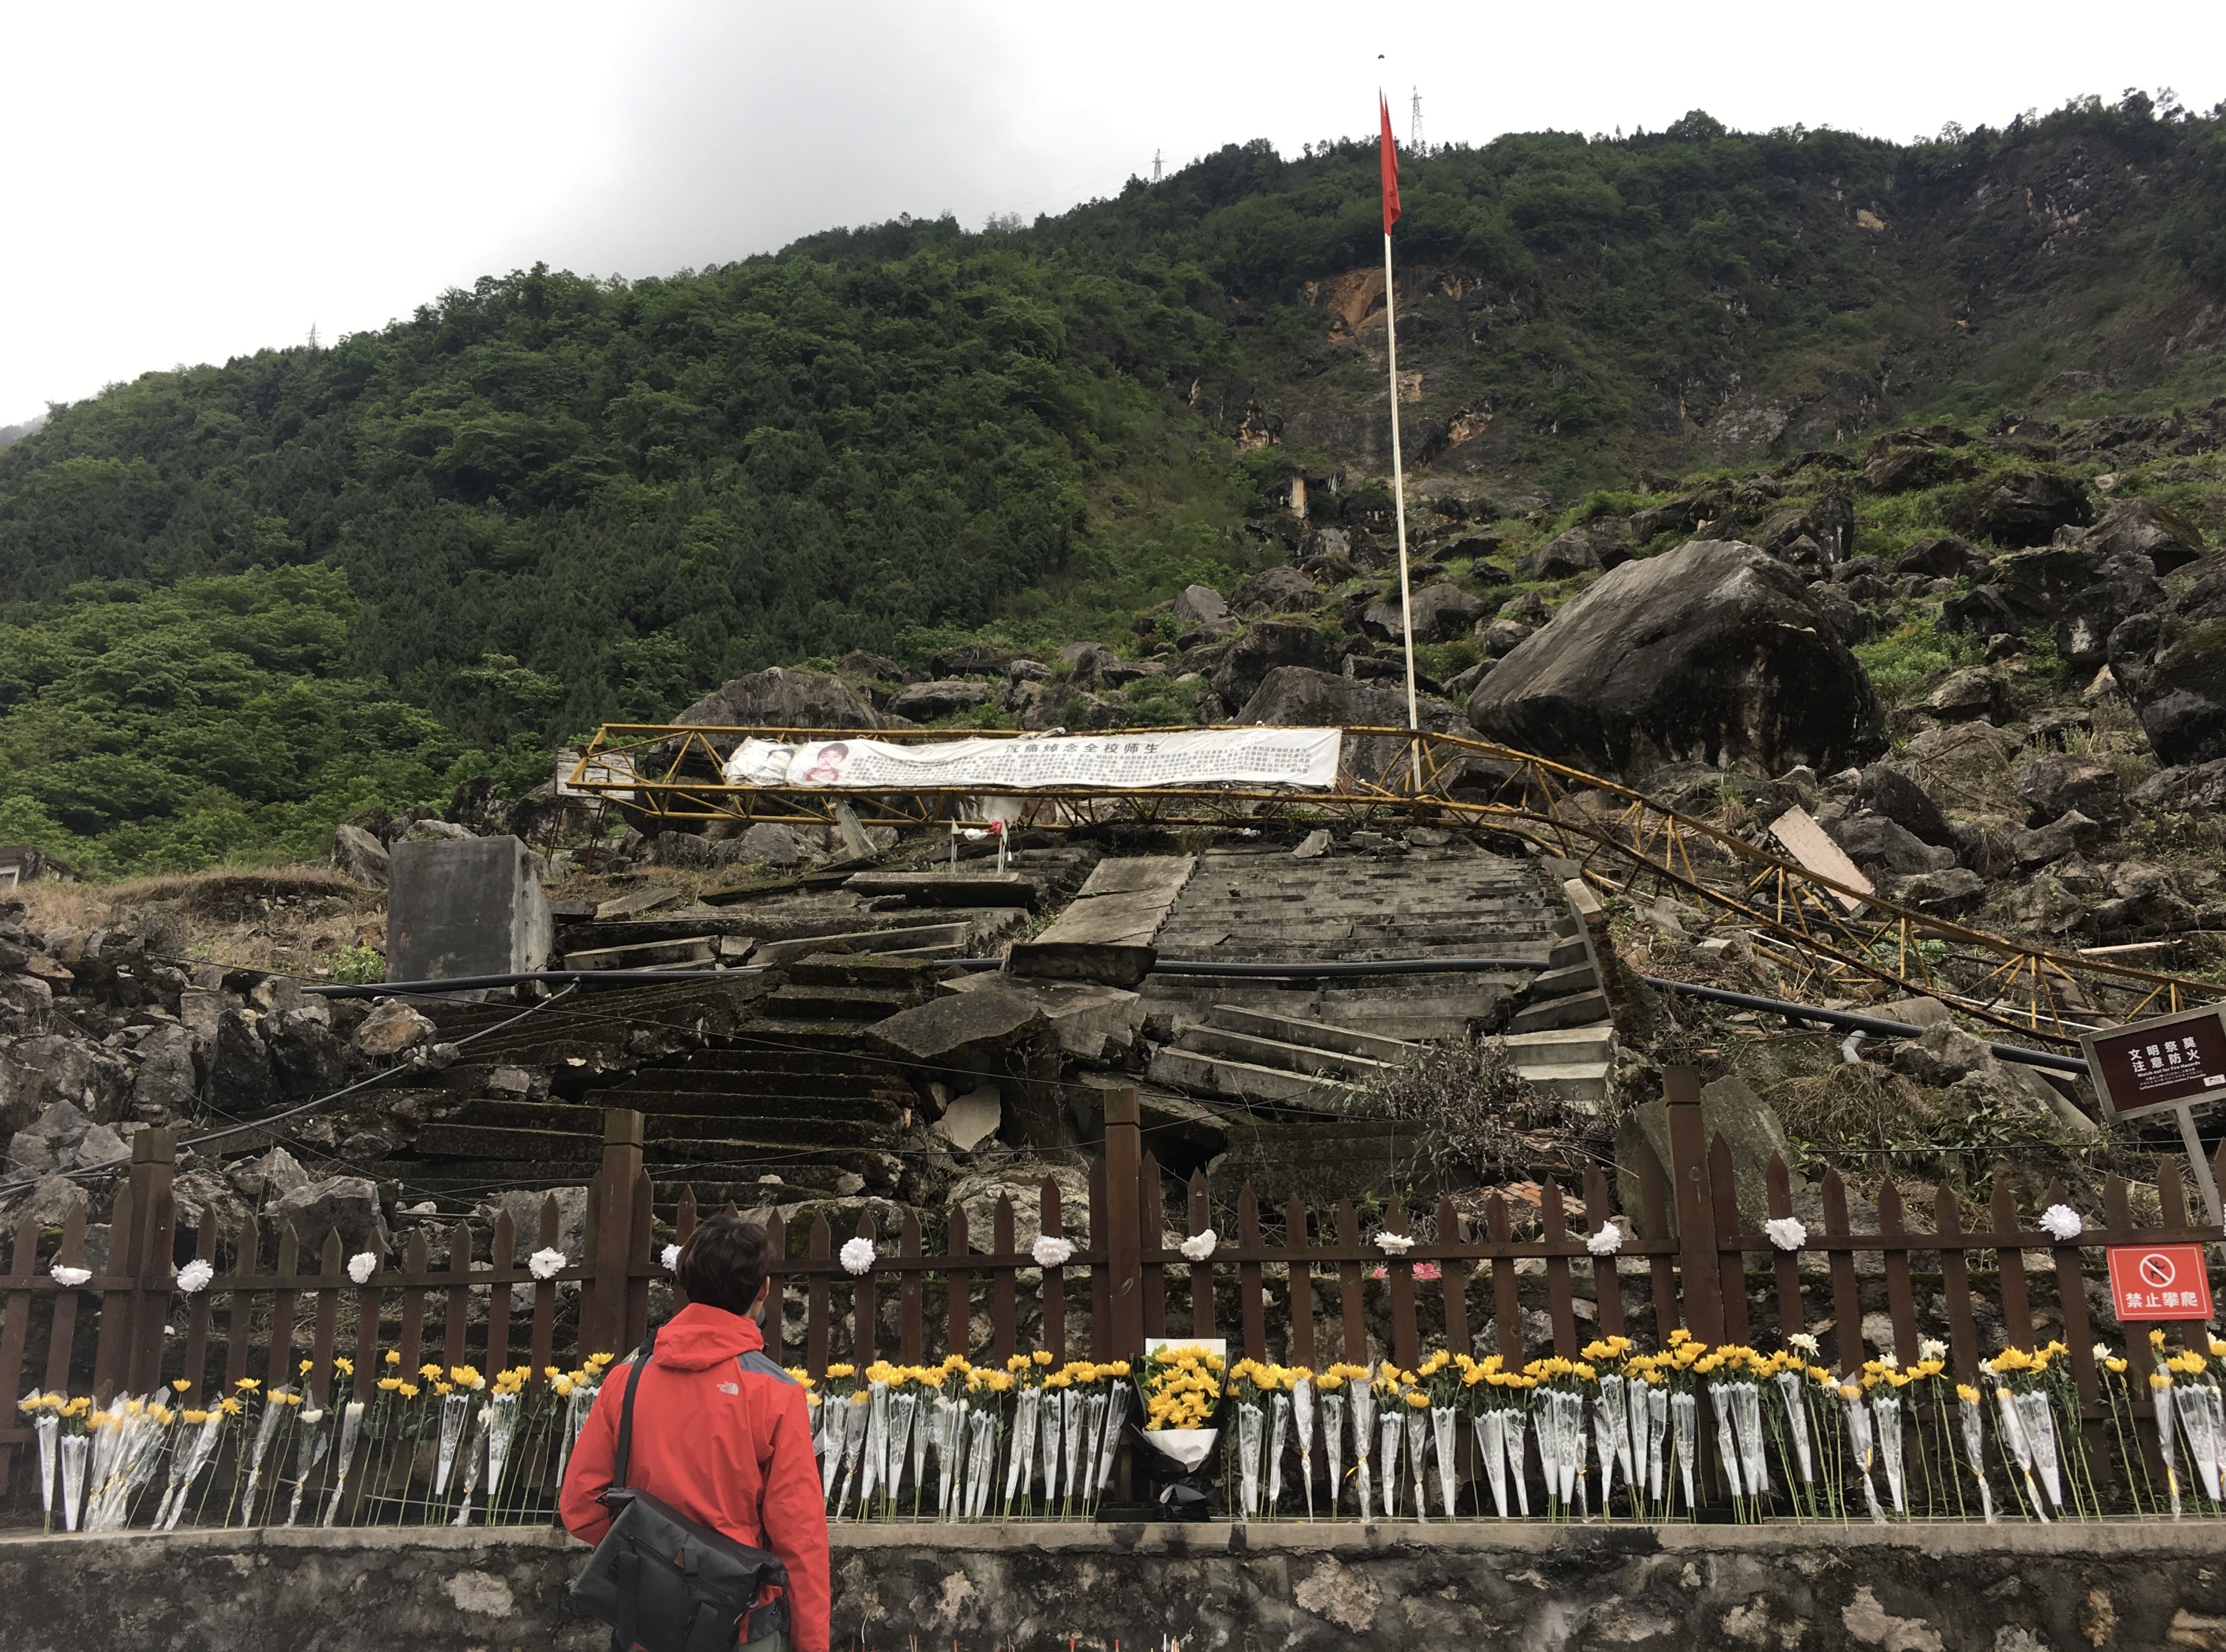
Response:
[571,1329,790,1652]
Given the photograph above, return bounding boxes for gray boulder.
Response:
[1615,1076,1792,1234]
[1230,567,1323,615]
[673,668,881,745]
[2131,758,2226,814]
[2056,575,2162,668]
[1465,540,1883,781]
[2076,497,2206,574]
[889,679,993,721]
[1170,585,1230,631]
[1859,765,1953,847]
[1925,667,2013,724]
[1827,812,1958,878]
[351,1000,435,1059]
[2010,810,2101,871]
[208,1009,277,1111]
[2015,753,2126,830]
[330,824,390,887]
[1519,520,1625,580]
[2135,620,2226,766]
[6,1174,88,1230]
[269,1175,392,1258]
[0,1034,132,1133]
[128,1025,200,1120]
[1363,580,1488,644]
[1959,470,2093,547]
[647,831,751,870]
[740,822,812,869]
[1475,619,1534,659]
[1236,667,1464,779]
[1887,867,1987,916]
[1209,622,1335,708]
[484,1186,590,1260]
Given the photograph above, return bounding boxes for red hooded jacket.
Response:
[560,1304,829,1652]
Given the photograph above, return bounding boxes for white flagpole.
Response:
[1381,226,1423,794]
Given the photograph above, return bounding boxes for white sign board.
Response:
[555,748,638,801]
[719,728,1343,792]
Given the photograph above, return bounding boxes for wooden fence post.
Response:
[583,1109,646,1358]
[115,1127,177,1397]
[1663,1065,1726,1347]
[1102,1087,1145,1358]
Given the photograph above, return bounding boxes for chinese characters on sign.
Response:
[2105,1244,2216,1322]
[2079,1006,2226,1124]
[719,729,1345,793]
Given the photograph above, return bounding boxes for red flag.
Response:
[1378,93,1401,235]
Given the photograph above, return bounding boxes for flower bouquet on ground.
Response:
[1134,1340,1225,1519]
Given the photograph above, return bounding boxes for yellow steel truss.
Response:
[567,723,2221,1047]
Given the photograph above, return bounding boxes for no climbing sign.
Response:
[2107,1244,2216,1322]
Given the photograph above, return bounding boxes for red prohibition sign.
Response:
[2139,1253,2178,1289]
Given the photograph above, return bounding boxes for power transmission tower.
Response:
[307,322,319,349]
[1153,149,1163,184]
[1410,88,1423,153]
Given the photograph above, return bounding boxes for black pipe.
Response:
[1639,977,2091,1076]
[1150,957,1557,978]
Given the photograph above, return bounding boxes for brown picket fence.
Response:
[3,1074,2222,1508]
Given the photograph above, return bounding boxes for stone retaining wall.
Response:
[2,1521,2224,1651]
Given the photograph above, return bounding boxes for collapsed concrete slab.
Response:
[1007,856,1195,986]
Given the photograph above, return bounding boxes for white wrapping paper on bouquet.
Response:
[1476,1410,1510,1518]
[1405,1404,1431,1522]
[1431,1406,1459,1518]
[1236,1401,1265,1520]
[1319,1389,1345,1516]
[1993,1384,2052,1522]
[1958,1394,1996,1522]
[1350,1377,1378,1520]
[1291,1380,1316,1519]
[1773,1371,1815,1486]
[1266,1393,1290,1513]
[1376,1407,1403,1519]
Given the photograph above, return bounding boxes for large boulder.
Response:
[0,1034,133,1133]
[673,668,881,741]
[1170,584,1231,632]
[1360,580,1488,644]
[1957,471,2093,547]
[1826,812,1958,878]
[2076,497,2206,574]
[1519,520,1625,580]
[329,824,390,888]
[268,1175,392,1259]
[2135,620,2226,766]
[2056,574,2162,668]
[2016,753,2127,830]
[1858,765,1954,847]
[1230,567,1323,615]
[888,679,993,721]
[1236,667,1464,778]
[1209,622,1335,708]
[1464,540,1882,781]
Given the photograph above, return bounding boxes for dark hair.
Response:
[675,1215,772,1317]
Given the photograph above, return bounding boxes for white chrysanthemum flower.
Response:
[1372,1232,1415,1255]
[839,1236,876,1276]
[1179,1229,1218,1262]
[1878,1352,1900,1371]
[1030,1234,1074,1270]
[1764,1216,1808,1252]
[1978,1358,1997,1376]
[345,1251,378,1286]
[175,1259,214,1295]
[301,1408,324,1425]
[528,1248,567,1281]
[660,1243,681,1272]
[1584,1224,1622,1256]
[1787,1332,1821,1356]
[2038,1204,2082,1242]
[1919,1338,1947,1363]
[50,1263,90,1288]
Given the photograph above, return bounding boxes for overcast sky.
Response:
[6,1,2223,424]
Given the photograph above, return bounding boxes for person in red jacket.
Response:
[561,1215,830,1652]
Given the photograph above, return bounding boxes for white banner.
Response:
[720,728,1343,791]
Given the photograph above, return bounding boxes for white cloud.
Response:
[3,0,2220,421]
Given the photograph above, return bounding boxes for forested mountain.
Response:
[4,91,2225,873]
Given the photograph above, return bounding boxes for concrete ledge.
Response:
[4,1520,2226,1650]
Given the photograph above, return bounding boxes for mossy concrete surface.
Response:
[3,1520,2224,1650]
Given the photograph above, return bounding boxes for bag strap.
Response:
[609,1329,659,1495]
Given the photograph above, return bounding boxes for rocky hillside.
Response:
[3,93,2225,874]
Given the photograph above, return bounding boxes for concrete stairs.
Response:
[1146,1004,1403,1111]
[388,955,930,1210]
[1139,841,1561,1043]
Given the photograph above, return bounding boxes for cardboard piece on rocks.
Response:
[1768,806,1874,912]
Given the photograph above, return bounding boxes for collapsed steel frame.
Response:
[567,723,2224,1047]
